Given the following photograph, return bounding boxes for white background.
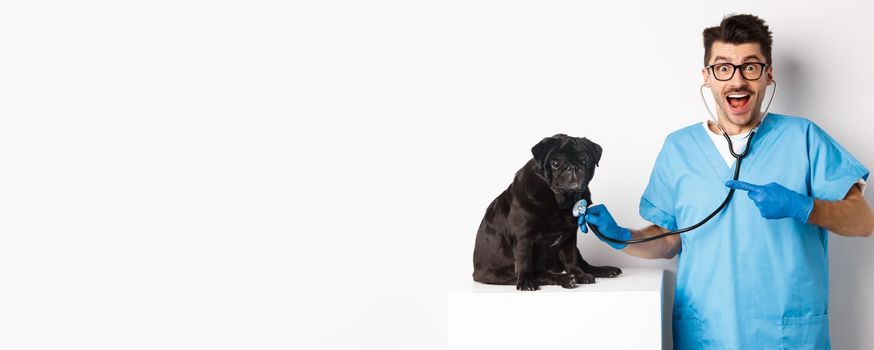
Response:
[1,1,873,349]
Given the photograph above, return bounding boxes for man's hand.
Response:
[725,180,814,223]
[583,204,632,250]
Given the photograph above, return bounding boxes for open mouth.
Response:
[725,92,752,114]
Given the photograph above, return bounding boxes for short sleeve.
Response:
[640,140,679,231]
[807,124,869,201]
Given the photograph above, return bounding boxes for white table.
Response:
[447,268,665,350]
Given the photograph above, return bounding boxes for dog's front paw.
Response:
[516,278,540,291]
[588,265,623,278]
[558,274,577,289]
[574,273,596,284]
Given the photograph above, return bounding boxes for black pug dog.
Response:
[472,134,622,291]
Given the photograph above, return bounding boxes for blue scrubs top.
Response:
[640,114,869,349]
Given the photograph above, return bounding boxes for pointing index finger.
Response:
[725,180,761,192]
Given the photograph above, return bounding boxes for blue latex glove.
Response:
[725,180,814,223]
[583,204,632,250]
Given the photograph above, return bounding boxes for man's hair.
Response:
[703,14,773,66]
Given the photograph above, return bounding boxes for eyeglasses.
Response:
[706,62,768,81]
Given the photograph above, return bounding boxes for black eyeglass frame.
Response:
[706,62,769,81]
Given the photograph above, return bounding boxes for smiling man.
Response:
[580,14,874,349]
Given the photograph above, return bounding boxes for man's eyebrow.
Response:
[713,55,764,64]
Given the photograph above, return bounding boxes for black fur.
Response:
[472,134,622,291]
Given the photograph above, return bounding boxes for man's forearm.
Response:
[622,225,681,259]
[807,184,874,237]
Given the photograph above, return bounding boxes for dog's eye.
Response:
[582,161,588,166]
[550,160,561,168]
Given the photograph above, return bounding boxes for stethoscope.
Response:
[575,79,777,245]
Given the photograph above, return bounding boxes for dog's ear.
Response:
[532,135,563,172]
[583,137,602,167]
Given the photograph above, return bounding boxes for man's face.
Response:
[702,41,773,130]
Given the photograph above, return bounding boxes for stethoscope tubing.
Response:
[590,81,776,245]
[590,131,752,245]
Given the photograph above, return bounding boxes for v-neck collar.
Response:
[689,114,776,181]
[692,124,733,180]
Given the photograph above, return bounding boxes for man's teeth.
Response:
[728,94,749,98]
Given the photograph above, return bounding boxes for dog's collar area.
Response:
[553,191,587,210]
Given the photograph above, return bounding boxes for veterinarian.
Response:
[582,14,874,349]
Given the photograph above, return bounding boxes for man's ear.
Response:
[531,135,563,172]
[584,138,602,167]
[702,67,711,87]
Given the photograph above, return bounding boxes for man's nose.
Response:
[727,69,749,87]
